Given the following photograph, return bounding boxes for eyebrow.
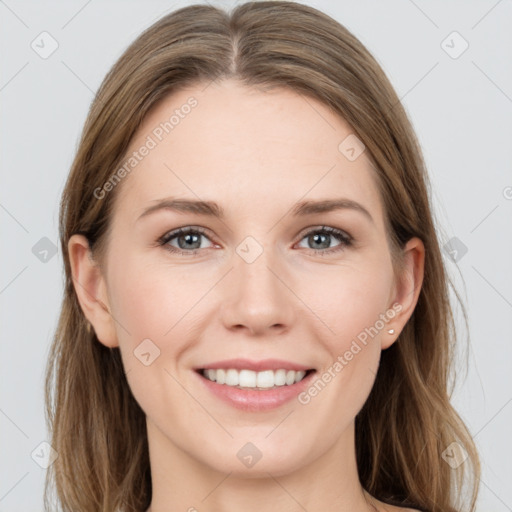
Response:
[137,197,374,224]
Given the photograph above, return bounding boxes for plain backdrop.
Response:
[1,0,511,510]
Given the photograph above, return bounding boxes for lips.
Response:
[195,358,314,372]
[194,358,317,412]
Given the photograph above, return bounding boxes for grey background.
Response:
[1,0,511,510]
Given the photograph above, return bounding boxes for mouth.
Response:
[193,359,317,411]
[196,367,316,390]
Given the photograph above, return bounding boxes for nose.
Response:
[219,245,296,337]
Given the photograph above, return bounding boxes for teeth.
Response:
[201,368,308,389]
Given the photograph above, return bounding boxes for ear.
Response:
[382,236,425,350]
[68,234,119,348]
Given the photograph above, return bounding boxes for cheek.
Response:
[313,260,394,346]
[108,253,201,339]
[106,257,196,418]
[105,254,195,384]
[301,260,394,409]
[296,266,393,435]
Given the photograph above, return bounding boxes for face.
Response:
[72,78,422,478]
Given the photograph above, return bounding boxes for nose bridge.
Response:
[220,234,295,334]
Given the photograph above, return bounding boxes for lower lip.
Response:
[195,370,316,412]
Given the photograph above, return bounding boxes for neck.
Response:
[145,418,378,512]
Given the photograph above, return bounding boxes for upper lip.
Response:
[196,358,315,372]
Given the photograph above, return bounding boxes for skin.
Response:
[69,79,424,512]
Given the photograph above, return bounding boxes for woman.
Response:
[44,2,480,511]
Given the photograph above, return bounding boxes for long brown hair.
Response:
[44,2,480,511]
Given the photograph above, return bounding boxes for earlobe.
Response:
[67,234,119,348]
[382,237,425,350]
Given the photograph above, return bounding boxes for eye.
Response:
[157,225,353,257]
[296,226,353,255]
[158,227,214,256]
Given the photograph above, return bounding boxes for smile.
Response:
[194,359,317,412]
[200,368,313,389]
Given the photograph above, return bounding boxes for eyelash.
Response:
[157,226,353,257]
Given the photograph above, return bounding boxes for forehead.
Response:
[114,79,384,225]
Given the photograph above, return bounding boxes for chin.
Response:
[198,439,311,478]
